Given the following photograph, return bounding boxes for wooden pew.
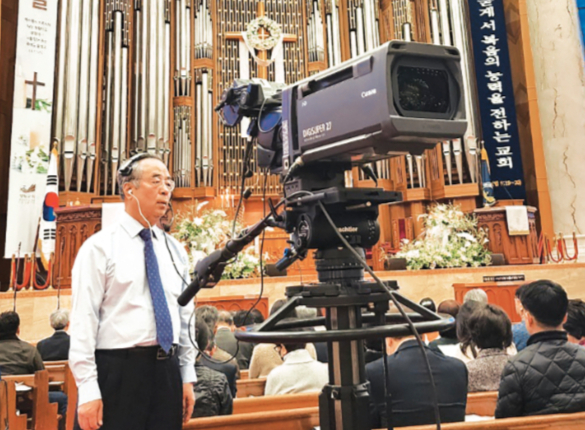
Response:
[240,369,249,380]
[466,391,498,417]
[43,361,78,430]
[4,370,59,430]
[233,392,319,414]
[184,410,585,430]
[230,390,496,416]
[0,379,28,430]
[183,406,320,430]
[397,411,585,430]
[236,378,266,397]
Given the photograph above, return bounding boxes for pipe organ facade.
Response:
[49,0,484,213]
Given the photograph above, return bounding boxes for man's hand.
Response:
[78,399,103,430]
[182,383,195,423]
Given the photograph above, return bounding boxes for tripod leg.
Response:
[320,305,371,430]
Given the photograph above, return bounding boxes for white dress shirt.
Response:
[69,211,196,405]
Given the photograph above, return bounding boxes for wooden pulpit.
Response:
[474,205,539,265]
[54,205,102,289]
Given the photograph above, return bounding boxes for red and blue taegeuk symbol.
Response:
[42,192,59,222]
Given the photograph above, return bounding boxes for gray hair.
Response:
[116,154,162,201]
[217,311,233,325]
[464,289,488,304]
[295,305,317,320]
[50,309,70,330]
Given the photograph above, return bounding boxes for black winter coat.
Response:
[496,331,585,418]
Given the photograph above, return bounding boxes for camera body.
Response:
[250,41,468,175]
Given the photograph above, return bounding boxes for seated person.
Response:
[0,311,44,375]
[0,311,67,419]
[198,306,240,378]
[199,333,238,398]
[36,309,71,361]
[264,326,328,396]
[429,300,460,351]
[564,299,585,346]
[192,318,233,418]
[466,303,512,392]
[249,302,317,378]
[496,280,585,418]
[512,285,530,352]
[214,311,238,356]
[440,300,482,363]
[366,334,468,428]
[233,310,263,370]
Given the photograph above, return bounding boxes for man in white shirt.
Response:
[69,154,196,430]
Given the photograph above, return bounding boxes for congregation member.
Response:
[429,300,460,351]
[466,303,512,392]
[512,285,530,352]
[439,300,482,363]
[496,280,585,418]
[37,308,71,361]
[0,311,44,375]
[464,288,488,304]
[197,306,240,376]
[199,332,238,397]
[192,319,233,418]
[0,311,68,422]
[264,324,328,395]
[564,299,585,346]
[249,300,317,378]
[366,333,468,428]
[214,311,238,356]
[69,154,195,430]
[233,310,263,370]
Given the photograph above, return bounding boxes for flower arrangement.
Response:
[173,201,263,279]
[246,16,282,51]
[395,203,491,270]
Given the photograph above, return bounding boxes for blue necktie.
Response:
[139,228,174,353]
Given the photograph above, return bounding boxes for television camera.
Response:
[179,41,467,430]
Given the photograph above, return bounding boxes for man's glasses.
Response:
[150,176,175,192]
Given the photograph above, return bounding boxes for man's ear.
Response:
[123,183,133,199]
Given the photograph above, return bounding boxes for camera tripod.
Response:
[235,183,452,430]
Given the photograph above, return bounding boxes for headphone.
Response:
[118,152,157,178]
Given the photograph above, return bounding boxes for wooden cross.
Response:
[225,1,298,80]
[25,72,45,110]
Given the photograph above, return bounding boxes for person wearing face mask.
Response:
[69,154,196,430]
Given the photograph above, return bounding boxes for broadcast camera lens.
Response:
[396,66,450,114]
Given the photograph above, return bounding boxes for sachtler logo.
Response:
[338,226,358,233]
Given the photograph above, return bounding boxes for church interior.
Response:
[1,0,585,428]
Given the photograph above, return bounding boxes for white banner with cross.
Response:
[4,0,59,258]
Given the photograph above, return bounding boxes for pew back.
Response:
[184,406,320,430]
[466,391,498,417]
[397,411,585,429]
[0,379,28,430]
[236,378,266,397]
[4,370,60,430]
[233,392,318,414]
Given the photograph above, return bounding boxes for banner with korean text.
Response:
[4,0,59,258]
[468,0,527,201]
